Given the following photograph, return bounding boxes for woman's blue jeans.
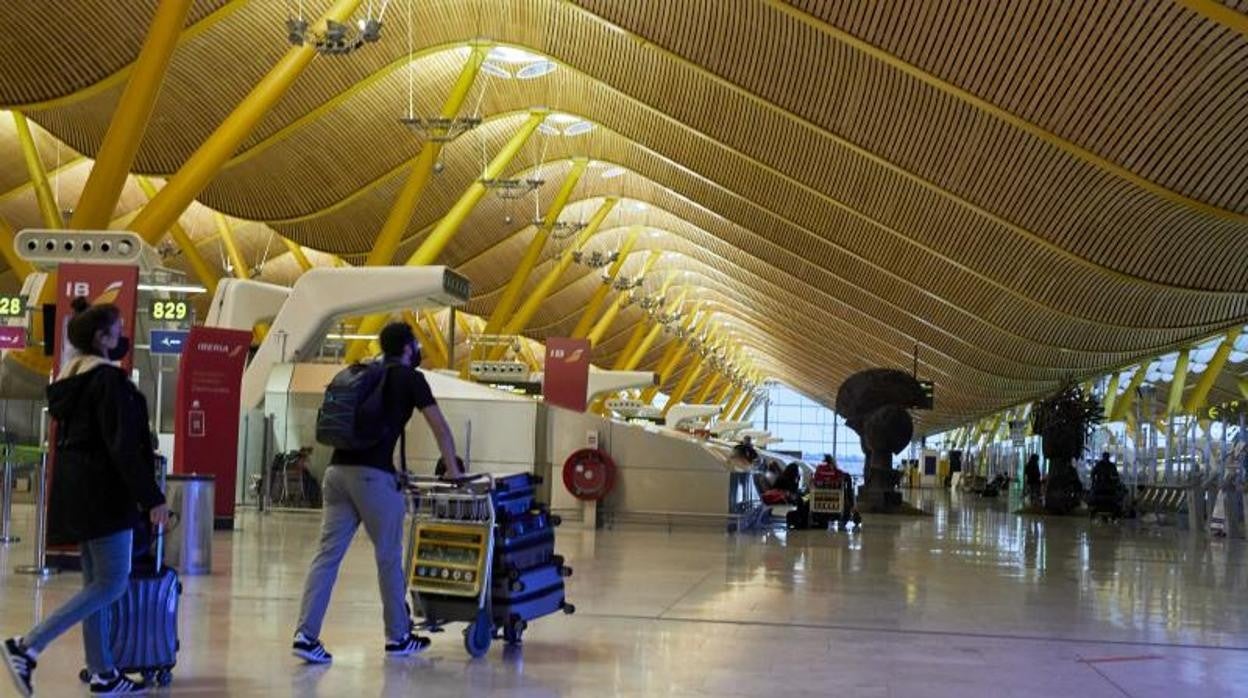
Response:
[24,529,132,674]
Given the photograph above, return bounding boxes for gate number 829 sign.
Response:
[149,299,190,322]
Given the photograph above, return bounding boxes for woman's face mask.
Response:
[107,335,131,361]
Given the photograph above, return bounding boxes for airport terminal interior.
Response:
[0,1,1247,696]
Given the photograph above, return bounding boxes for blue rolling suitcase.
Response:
[491,473,542,517]
[491,562,574,644]
[77,534,182,687]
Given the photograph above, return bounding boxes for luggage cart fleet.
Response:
[405,473,574,658]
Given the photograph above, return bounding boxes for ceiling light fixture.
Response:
[482,178,545,200]
[600,166,627,179]
[516,60,557,79]
[285,5,385,55]
[399,115,481,142]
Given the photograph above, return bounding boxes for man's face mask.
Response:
[409,340,422,367]
[107,335,131,362]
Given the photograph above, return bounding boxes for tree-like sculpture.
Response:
[835,369,927,511]
[1030,382,1103,514]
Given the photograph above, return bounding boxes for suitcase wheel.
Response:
[552,554,564,567]
[550,514,562,527]
[558,565,572,578]
[79,669,90,683]
[560,601,576,615]
[464,610,493,658]
[503,619,527,645]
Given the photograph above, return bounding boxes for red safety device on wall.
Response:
[562,448,616,501]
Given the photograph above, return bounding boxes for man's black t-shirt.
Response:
[331,363,437,474]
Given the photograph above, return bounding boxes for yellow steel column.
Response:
[719,387,743,419]
[663,354,707,416]
[213,213,249,280]
[402,311,438,365]
[729,388,755,422]
[1109,364,1150,421]
[1166,348,1191,415]
[693,372,723,405]
[586,249,662,347]
[1185,328,1242,414]
[1238,376,1248,401]
[713,380,735,408]
[641,311,710,403]
[70,0,194,229]
[484,158,589,335]
[365,44,489,267]
[136,177,219,293]
[613,320,652,370]
[348,111,548,362]
[405,111,547,267]
[131,0,366,244]
[421,310,449,368]
[492,198,618,356]
[281,236,314,272]
[0,217,35,279]
[616,287,685,370]
[13,112,61,229]
[1101,372,1121,421]
[571,226,642,339]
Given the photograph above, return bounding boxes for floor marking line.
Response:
[1078,654,1164,664]
[573,611,1248,654]
[1082,660,1134,697]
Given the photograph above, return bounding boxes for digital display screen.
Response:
[0,295,23,317]
[149,299,190,322]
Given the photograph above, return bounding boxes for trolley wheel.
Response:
[464,610,493,658]
[561,601,576,615]
[79,668,90,683]
[157,669,173,687]
[550,514,562,527]
[141,671,157,686]
[552,554,565,567]
[558,565,573,578]
[503,620,527,645]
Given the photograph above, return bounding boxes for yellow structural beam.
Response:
[402,310,443,367]
[692,371,723,405]
[1176,0,1248,38]
[136,177,219,294]
[1166,348,1191,415]
[13,112,61,229]
[421,310,449,369]
[281,236,313,272]
[1109,365,1150,421]
[1185,328,1242,414]
[586,249,662,347]
[365,44,488,267]
[1101,372,1121,421]
[1238,375,1248,401]
[615,287,685,370]
[406,111,547,267]
[493,198,618,354]
[662,354,707,417]
[713,380,735,407]
[0,217,35,279]
[70,0,193,229]
[348,110,548,362]
[213,212,249,280]
[720,387,743,419]
[641,310,710,403]
[130,0,366,244]
[484,158,589,335]
[571,226,642,339]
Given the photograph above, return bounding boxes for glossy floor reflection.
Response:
[2,489,1246,696]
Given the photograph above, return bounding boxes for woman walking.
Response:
[2,298,169,696]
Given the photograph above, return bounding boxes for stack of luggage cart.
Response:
[406,473,574,658]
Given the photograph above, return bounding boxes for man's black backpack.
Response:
[316,362,390,450]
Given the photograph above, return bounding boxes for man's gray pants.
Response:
[296,465,409,642]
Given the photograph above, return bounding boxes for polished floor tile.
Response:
[1,489,1246,696]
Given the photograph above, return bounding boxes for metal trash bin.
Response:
[166,474,215,575]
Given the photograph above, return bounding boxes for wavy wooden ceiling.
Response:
[1,0,1246,433]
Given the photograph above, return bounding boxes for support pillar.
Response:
[348,111,548,362]
[365,45,489,267]
[136,177,220,294]
[70,0,194,229]
[1185,329,1241,414]
[130,0,367,244]
[281,236,314,272]
[213,213,249,279]
[570,226,642,339]
[13,112,61,229]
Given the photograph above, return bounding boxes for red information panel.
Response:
[174,327,251,528]
[543,337,591,412]
[54,263,140,375]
